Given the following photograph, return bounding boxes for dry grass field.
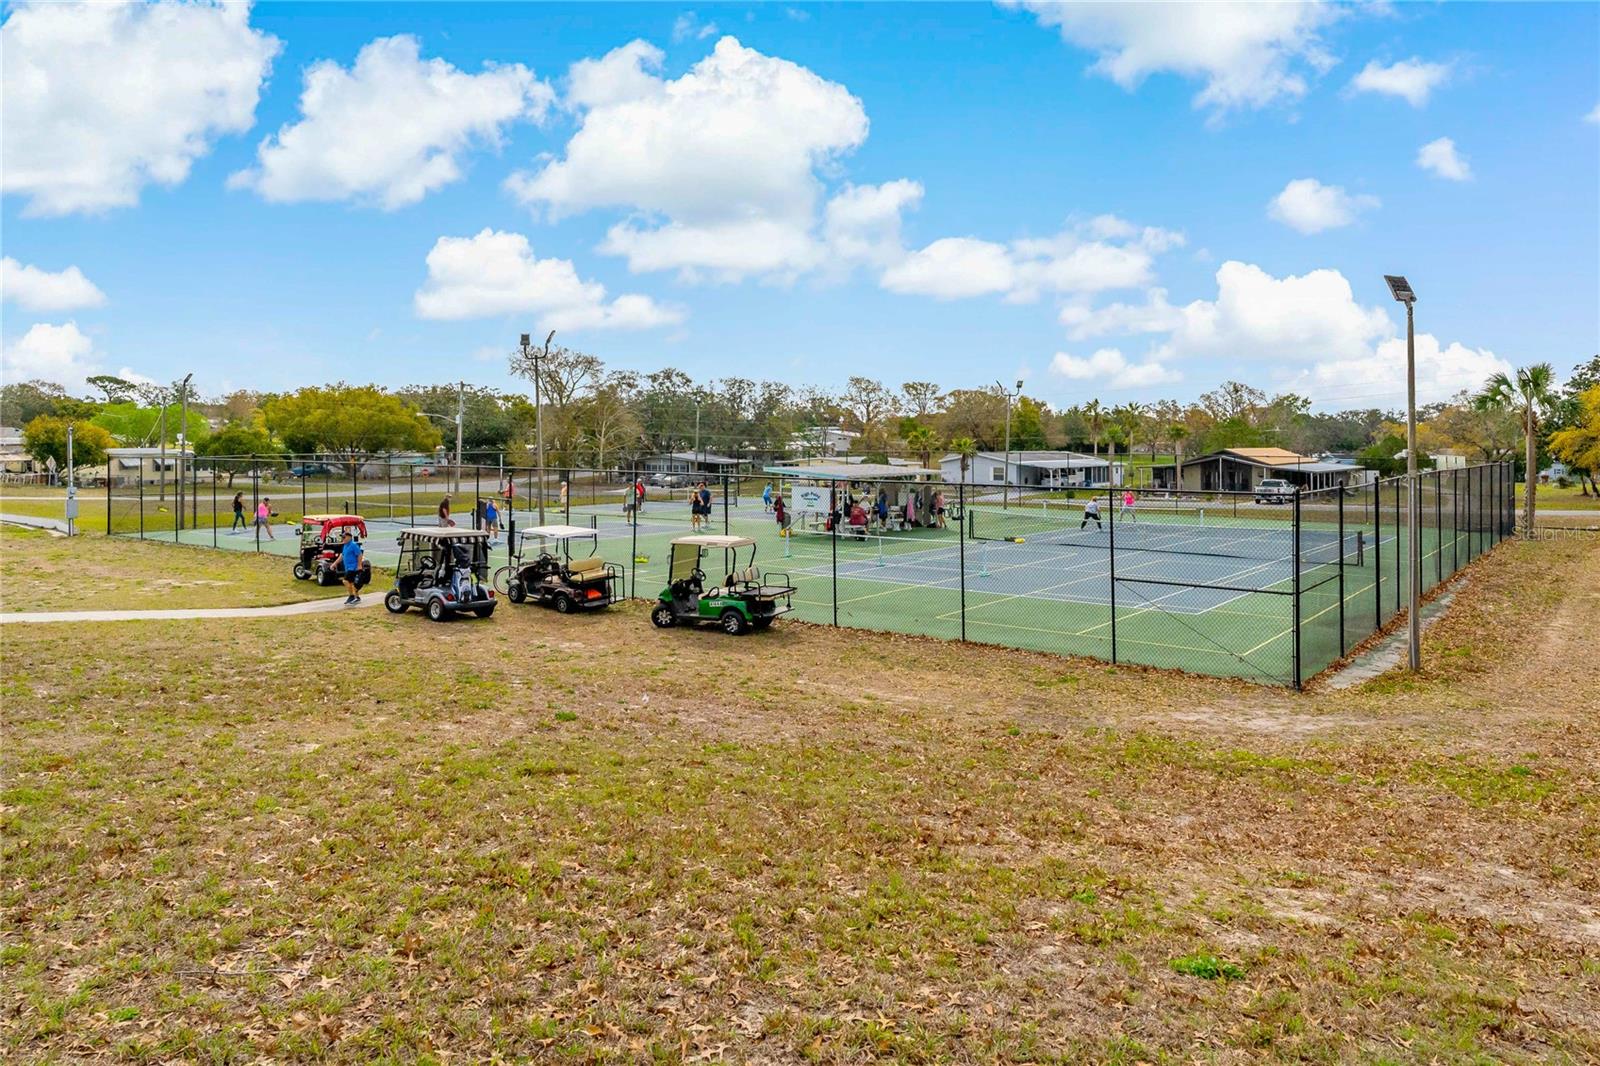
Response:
[2,526,1596,1063]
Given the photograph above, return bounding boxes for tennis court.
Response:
[106,458,1516,687]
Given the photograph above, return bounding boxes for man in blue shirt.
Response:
[339,530,365,605]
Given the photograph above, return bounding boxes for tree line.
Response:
[5,351,1596,508]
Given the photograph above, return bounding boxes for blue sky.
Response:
[2,1,1597,412]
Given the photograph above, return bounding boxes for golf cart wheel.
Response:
[753,617,773,631]
[507,580,526,604]
[473,603,495,618]
[293,562,311,581]
[650,604,677,628]
[317,567,338,587]
[720,609,749,636]
[426,598,448,622]
[492,565,513,596]
[384,591,406,614]
[553,593,574,614]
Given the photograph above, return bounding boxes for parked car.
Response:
[1253,478,1296,504]
[288,462,337,478]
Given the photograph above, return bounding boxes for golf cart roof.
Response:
[517,524,599,540]
[302,513,363,523]
[672,534,756,549]
[398,526,491,540]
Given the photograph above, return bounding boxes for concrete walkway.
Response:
[0,512,69,533]
[0,596,383,625]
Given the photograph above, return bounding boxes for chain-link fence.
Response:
[106,455,1515,687]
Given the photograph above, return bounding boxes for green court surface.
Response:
[106,468,1512,687]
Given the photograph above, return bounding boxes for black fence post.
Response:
[138,473,145,540]
[105,470,112,535]
[1337,487,1346,658]
[300,462,307,518]
[958,482,967,643]
[212,466,218,549]
[723,472,730,535]
[475,465,482,529]
[1372,477,1381,630]
[1434,470,1442,586]
[1392,477,1401,605]
[409,467,416,527]
[1292,488,1303,689]
[1107,484,1118,665]
[830,485,839,627]
[630,463,639,600]
[251,462,260,554]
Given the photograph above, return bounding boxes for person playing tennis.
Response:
[1120,489,1136,523]
[1080,496,1104,531]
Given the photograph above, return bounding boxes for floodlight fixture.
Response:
[1384,275,1416,304]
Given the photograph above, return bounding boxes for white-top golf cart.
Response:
[495,523,624,613]
[384,527,496,621]
[650,534,794,635]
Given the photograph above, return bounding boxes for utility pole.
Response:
[65,422,77,537]
[999,379,1022,509]
[158,399,167,502]
[1385,275,1422,672]
[176,373,192,531]
[523,331,553,524]
[455,379,465,498]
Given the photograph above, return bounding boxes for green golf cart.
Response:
[650,534,794,635]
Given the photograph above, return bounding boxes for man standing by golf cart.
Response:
[339,529,364,605]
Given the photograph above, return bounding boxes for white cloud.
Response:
[1,322,103,386]
[1416,136,1471,181]
[672,12,718,43]
[1,0,279,216]
[230,36,551,209]
[1049,347,1180,389]
[1267,178,1379,234]
[566,40,664,110]
[1,259,107,312]
[1058,288,1184,341]
[413,229,684,332]
[881,238,1017,300]
[1160,261,1392,364]
[1309,334,1511,406]
[1145,260,1507,404]
[1584,102,1599,124]
[508,36,869,280]
[1011,0,1342,113]
[1349,57,1452,107]
[822,180,925,269]
[881,217,1179,302]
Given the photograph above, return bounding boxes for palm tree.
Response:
[1170,424,1189,491]
[1104,423,1127,486]
[903,423,940,470]
[1084,400,1105,459]
[1476,363,1558,535]
[951,435,978,481]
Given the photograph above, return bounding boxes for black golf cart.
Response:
[496,523,624,613]
[384,527,496,621]
[650,534,794,635]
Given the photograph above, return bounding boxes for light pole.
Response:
[65,422,76,537]
[522,331,554,524]
[998,379,1022,509]
[1385,275,1422,672]
[417,410,459,498]
[454,380,465,497]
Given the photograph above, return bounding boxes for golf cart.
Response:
[384,527,496,621]
[498,524,624,613]
[650,534,794,635]
[294,514,371,589]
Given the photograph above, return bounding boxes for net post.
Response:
[1337,486,1346,658]
[1292,487,1303,689]
[1107,484,1118,665]
[958,482,967,642]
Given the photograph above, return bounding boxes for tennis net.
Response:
[968,507,1363,566]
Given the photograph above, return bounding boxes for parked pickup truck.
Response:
[1253,478,1296,504]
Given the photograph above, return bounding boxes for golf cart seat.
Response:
[726,566,760,590]
[565,556,609,582]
